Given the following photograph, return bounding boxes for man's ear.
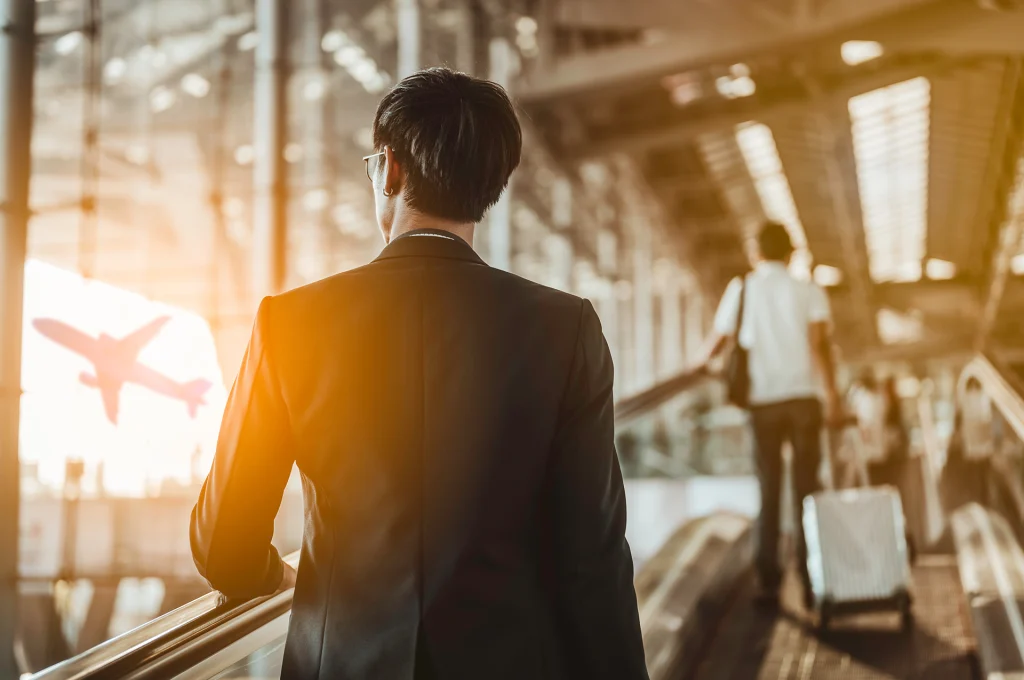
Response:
[383,146,404,197]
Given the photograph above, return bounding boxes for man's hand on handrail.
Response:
[275,563,298,594]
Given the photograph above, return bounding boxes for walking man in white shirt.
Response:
[699,222,841,608]
[959,376,998,505]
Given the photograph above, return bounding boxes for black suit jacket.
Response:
[190,230,648,679]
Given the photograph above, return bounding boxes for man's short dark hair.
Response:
[965,376,982,391]
[372,67,522,223]
[757,221,794,261]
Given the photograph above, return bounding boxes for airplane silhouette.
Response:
[32,316,213,425]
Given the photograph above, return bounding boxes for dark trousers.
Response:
[868,458,906,491]
[749,398,823,594]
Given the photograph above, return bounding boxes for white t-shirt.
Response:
[713,261,832,406]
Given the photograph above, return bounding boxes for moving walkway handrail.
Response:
[960,351,1024,533]
[30,367,713,679]
[29,553,299,680]
[615,368,712,425]
[962,351,1024,443]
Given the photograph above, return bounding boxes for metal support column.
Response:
[299,0,328,282]
[684,274,705,365]
[657,261,684,378]
[396,0,421,79]
[486,37,513,270]
[0,0,35,674]
[454,0,476,74]
[534,0,556,73]
[976,61,1024,350]
[594,279,619,396]
[631,218,655,389]
[618,284,637,394]
[978,158,1024,348]
[252,0,289,299]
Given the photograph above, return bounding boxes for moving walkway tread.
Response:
[692,559,977,680]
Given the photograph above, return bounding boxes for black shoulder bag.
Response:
[725,275,750,408]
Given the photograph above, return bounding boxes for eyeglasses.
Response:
[363,151,385,182]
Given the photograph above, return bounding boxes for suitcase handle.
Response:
[825,422,871,491]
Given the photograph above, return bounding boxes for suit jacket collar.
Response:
[374,229,486,266]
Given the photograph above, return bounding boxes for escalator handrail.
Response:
[28,553,299,680]
[960,352,1024,532]
[614,368,713,425]
[983,349,1024,398]
[31,368,712,679]
[963,352,1024,444]
[120,590,294,680]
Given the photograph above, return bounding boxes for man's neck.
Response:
[388,206,475,247]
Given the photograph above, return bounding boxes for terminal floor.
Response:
[692,557,977,680]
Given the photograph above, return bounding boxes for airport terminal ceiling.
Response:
[23,0,1024,364]
[518,0,1024,356]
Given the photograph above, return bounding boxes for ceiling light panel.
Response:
[848,77,930,283]
[841,40,884,66]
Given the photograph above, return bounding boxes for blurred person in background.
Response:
[849,373,908,489]
[697,221,840,610]
[956,376,998,507]
[848,370,883,487]
[876,376,909,487]
[880,376,920,555]
[190,68,648,680]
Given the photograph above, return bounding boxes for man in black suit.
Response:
[190,67,649,679]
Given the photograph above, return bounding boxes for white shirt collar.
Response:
[404,233,456,241]
[756,260,789,274]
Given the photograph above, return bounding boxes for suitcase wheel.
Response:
[897,590,914,631]
[818,599,834,632]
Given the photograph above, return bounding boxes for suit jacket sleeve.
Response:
[548,299,649,678]
[190,296,295,599]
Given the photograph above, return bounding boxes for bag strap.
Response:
[824,425,872,491]
[854,427,872,488]
[735,274,748,340]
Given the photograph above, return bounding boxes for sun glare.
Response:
[20,259,228,497]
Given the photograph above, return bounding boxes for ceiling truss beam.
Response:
[976,61,1024,350]
[565,57,964,161]
[517,0,1020,104]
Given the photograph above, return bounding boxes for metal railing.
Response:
[959,351,1024,537]
[962,352,1024,442]
[28,552,298,680]
[614,368,712,425]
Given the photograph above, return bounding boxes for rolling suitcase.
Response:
[803,424,914,630]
